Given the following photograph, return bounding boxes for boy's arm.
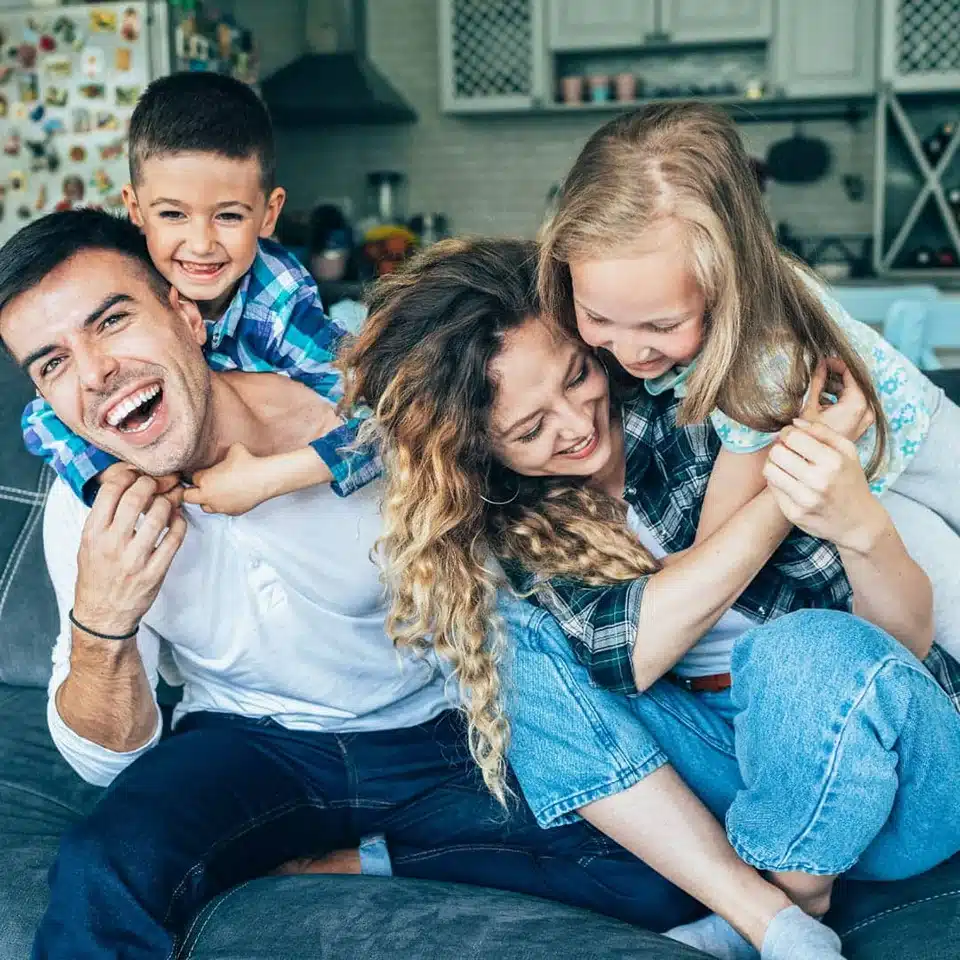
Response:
[258,288,381,497]
[22,397,118,505]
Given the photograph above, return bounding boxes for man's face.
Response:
[1,249,212,476]
[122,152,285,314]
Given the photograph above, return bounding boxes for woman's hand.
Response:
[763,419,889,554]
[800,358,875,442]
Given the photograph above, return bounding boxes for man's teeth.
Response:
[106,384,161,428]
[563,432,595,455]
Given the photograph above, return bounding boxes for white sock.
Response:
[761,906,845,960]
[665,912,758,960]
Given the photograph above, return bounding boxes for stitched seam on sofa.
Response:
[0,777,91,818]
[0,468,51,620]
[162,796,349,927]
[839,887,960,937]
[174,878,258,960]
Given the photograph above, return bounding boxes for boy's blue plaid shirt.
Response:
[21,239,380,504]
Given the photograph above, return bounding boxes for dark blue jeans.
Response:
[33,710,698,959]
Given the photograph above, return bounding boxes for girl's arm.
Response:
[764,420,933,659]
[694,447,768,543]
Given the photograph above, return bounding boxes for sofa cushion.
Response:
[0,352,57,688]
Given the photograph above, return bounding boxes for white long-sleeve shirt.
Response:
[43,477,456,787]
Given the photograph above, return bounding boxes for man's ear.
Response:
[168,285,207,346]
[122,183,144,228]
[258,187,286,239]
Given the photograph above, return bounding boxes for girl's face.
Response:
[488,317,613,479]
[570,219,705,380]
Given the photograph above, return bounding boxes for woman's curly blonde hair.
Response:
[340,237,657,801]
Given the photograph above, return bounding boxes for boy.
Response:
[22,71,377,511]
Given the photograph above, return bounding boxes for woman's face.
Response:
[488,317,614,479]
[569,219,705,380]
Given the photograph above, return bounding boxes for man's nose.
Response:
[75,345,119,391]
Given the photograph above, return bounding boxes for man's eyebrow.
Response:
[19,293,134,373]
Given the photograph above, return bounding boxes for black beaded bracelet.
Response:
[68,609,139,642]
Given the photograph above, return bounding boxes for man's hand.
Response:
[181,443,274,516]
[73,463,187,636]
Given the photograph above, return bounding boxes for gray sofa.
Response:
[1,348,959,959]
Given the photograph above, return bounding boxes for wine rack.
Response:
[875,1,960,280]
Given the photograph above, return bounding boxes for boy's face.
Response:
[122,152,285,315]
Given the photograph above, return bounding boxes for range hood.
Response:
[261,0,417,126]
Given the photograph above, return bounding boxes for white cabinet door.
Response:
[659,0,773,43]
[548,0,656,51]
[439,0,549,112]
[773,0,877,98]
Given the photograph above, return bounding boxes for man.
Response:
[0,210,695,959]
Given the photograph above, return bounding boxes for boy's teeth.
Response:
[106,384,161,427]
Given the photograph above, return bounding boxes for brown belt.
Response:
[669,672,732,693]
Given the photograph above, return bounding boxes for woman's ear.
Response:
[168,285,207,346]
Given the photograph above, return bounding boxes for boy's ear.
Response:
[258,187,286,239]
[167,285,207,346]
[122,183,144,228]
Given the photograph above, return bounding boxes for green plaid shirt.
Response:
[503,387,960,707]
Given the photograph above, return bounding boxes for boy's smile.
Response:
[122,152,285,319]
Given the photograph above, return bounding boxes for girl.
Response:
[342,238,960,960]
[538,101,960,658]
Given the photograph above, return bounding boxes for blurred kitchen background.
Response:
[2,0,958,363]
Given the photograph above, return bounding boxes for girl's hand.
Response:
[763,419,889,554]
[800,358,875,442]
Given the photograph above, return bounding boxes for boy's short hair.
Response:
[0,209,170,330]
[129,72,276,192]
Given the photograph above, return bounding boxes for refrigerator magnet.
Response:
[9,170,25,190]
[44,86,67,108]
[115,85,139,107]
[68,144,86,163]
[120,7,141,43]
[44,56,71,79]
[35,184,47,211]
[26,139,47,172]
[90,167,113,195]
[42,117,64,136]
[72,107,91,133]
[115,47,132,72]
[99,138,123,161]
[104,191,123,210]
[11,102,25,121]
[28,103,43,123]
[95,110,118,131]
[0,66,12,84]
[78,83,105,100]
[0,95,6,118]
[16,44,36,70]
[82,47,104,79]
[18,74,38,103]
[52,16,78,47]
[89,10,118,34]
[17,204,31,220]
[21,27,38,47]
[55,174,85,211]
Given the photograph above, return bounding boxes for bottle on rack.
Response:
[922,121,957,166]
[912,246,935,268]
[936,247,958,268]
[948,186,960,224]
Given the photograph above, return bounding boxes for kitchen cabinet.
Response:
[439,0,549,112]
[659,0,772,44]
[772,0,877,98]
[548,0,656,52]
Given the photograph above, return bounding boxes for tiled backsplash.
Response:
[272,0,876,240]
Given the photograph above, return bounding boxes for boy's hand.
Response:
[182,444,275,516]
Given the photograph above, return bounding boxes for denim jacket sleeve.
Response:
[21,397,117,505]
[259,288,381,497]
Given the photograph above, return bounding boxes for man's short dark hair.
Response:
[129,72,276,192]
[0,209,170,330]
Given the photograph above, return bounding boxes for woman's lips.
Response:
[558,429,599,460]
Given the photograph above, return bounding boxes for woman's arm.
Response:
[764,420,934,659]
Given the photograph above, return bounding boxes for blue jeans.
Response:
[33,710,700,959]
[504,602,960,880]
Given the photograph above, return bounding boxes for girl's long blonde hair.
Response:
[341,238,657,801]
[539,101,887,476]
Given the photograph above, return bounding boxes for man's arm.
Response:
[44,467,186,785]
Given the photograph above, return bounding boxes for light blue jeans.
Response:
[502,600,960,880]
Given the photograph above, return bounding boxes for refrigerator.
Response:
[0,1,259,246]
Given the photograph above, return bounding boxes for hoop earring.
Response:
[479,478,520,505]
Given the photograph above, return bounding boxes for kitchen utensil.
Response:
[587,75,610,103]
[560,75,583,105]
[614,73,636,102]
[366,170,406,226]
[766,125,832,185]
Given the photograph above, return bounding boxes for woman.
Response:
[341,237,960,960]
